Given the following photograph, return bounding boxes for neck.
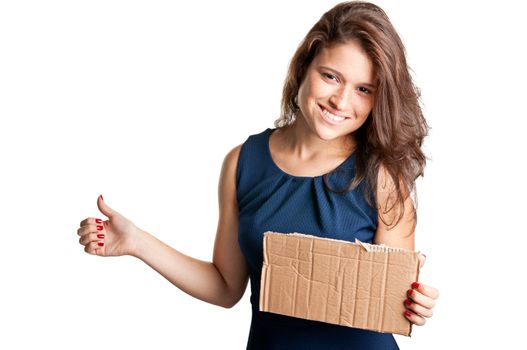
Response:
[279,117,356,161]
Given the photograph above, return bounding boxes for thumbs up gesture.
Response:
[77,195,142,257]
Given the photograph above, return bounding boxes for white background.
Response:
[1,0,526,349]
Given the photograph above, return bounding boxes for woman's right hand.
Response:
[77,195,142,257]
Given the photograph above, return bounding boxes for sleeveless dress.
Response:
[236,128,399,350]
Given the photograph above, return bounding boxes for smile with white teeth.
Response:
[322,107,347,121]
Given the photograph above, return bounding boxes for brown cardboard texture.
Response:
[259,232,420,336]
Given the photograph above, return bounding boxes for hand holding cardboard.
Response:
[403,254,439,326]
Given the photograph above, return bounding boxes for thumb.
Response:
[97,194,119,218]
[418,253,427,269]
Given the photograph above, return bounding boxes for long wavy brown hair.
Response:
[274,1,429,229]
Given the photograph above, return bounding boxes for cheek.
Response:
[297,80,308,105]
[301,74,325,99]
[357,98,374,118]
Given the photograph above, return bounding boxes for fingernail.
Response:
[97,225,103,230]
[97,234,105,239]
[407,289,413,297]
[405,311,412,318]
[412,282,420,289]
[100,194,104,201]
[422,254,427,259]
[404,299,412,306]
[95,219,102,224]
[97,242,104,247]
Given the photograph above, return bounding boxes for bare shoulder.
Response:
[217,143,243,209]
[375,163,410,214]
[223,144,243,169]
[219,144,243,185]
[373,163,416,250]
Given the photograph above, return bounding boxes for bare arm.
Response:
[373,164,416,250]
[132,145,249,308]
[373,164,439,326]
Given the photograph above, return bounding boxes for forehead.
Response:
[312,41,375,83]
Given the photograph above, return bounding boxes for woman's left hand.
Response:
[403,254,440,326]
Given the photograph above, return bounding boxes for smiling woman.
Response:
[277,2,430,226]
[76,1,438,349]
[296,40,376,141]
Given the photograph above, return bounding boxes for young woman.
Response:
[77,1,439,348]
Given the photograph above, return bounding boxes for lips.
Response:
[319,104,349,125]
[319,104,349,118]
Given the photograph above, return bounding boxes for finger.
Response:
[79,217,104,227]
[404,309,426,326]
[418,253,426,269]
[97,195,119,218]
[407,288,436,309]
[404,298,433,318]
[84,241,105,256]
[412,282,440,300]
[79,232,106,246]
[77,223,105,237]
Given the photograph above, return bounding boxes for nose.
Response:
[329,86,352,112]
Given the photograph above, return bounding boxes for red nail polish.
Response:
[412,282,420,289]
[407,289,413,297]
[405,311,412,318]
[97,242,104,247]
[97,234,105,239]
[404,299,412,306]
[97,225,103,230]
[95,218,102,224]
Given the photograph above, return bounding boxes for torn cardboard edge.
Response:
[259,231,420,336]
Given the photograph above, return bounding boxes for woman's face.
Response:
[296,40,376,144]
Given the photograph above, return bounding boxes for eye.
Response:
[321,72,338,82]
[358,87,371,94]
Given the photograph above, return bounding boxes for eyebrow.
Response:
[318,65,377,89]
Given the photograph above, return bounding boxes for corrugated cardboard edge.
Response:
[259,231,421,337]
[259,231,270,312]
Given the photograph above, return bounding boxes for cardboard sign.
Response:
[259,232,420,336]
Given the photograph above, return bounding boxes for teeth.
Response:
[322,108,346,121]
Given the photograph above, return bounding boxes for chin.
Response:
[314,124,346,142]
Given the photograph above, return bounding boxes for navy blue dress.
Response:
[236,128,399,349]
